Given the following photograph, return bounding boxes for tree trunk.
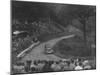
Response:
[81,18,90,56]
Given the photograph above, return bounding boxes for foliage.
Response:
[53,35,93,58]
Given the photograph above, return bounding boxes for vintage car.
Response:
[44,44,54,54]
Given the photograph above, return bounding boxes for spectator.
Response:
[33,60,40,72]
[59,59,67,69]
[42,60,53,72]
[12,58,96,74]
[83,64,92,70]
[83,61,92,70]
[82,60,89,66]
[74,62,83,70]
[51,61,61,71]
[13,62,25,73]
[30,61,37,73]
[25,60,32,72]
[69,61,76,70]
[36,60,45,72]
[62,61,70,71]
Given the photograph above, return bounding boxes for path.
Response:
[20,34,75,62]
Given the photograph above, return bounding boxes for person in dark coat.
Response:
[25,60,32,72]
[42,60,53,72]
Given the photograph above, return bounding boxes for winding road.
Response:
[20,34,75,62]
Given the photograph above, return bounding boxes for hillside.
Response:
[12,1,96,64]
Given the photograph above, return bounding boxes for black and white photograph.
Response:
[11,0,96,75]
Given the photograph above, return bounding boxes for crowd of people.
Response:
[12,58,96,74]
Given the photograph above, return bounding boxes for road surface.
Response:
[20,34,75,62]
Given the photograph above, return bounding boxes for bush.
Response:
[53,36,91,58]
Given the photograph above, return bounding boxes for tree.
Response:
[70,6,96,52]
